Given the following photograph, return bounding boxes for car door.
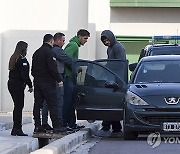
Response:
[72,59,128,121]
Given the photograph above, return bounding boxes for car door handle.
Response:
[78,93,85,97]
[77,93,85,100]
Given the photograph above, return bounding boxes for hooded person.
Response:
[99,30,126,136]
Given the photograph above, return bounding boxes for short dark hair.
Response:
[43,34,54,43]
[77,29,90,37]
[101,36,107,42]
[54,32,65,41]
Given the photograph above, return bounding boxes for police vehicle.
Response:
[138,36,180,61]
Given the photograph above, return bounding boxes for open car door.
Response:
[72,59,128,121]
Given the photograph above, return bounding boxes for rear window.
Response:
[149,48,180,56]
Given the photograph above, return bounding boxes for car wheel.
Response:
[123,128,138,140]
[87,120,95,123]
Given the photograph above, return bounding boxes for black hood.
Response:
[129,83,180,96]
[129,83,180,108]
[101,30,116,47]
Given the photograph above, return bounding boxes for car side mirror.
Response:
[105,81,119,89]
[129,63,137,72]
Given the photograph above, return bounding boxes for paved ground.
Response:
[0,112,101,154]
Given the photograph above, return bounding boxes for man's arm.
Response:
[64,43,79,58]
[53,47,74,67]
[46,51,63,82]
[113,43,126,60]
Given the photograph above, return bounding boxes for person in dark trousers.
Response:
[100,30,126,136]
[31,34,66,134]
[8,41,33,136]
[41,32,74,131]
[63,29,90,130]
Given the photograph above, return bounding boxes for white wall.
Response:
[1,0,180,111]
[110,7,180,36]
[0,0,94,111]
[0,33,2,111]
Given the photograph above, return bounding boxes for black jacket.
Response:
[31,43,62,83]
[8,57,32,88]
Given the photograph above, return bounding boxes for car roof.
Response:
[141,55,180,62]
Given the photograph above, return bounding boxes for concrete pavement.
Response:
[0,113,101,154]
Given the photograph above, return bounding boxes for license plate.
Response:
[163,122,180,131]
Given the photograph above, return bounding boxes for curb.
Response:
[0,116,32,131]
[30,121,101,154]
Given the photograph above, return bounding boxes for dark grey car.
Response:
[124,55,180,140]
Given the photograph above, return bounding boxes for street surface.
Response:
[71,134,180,154]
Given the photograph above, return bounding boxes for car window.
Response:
[134,61,180,83]
[76,62,116,87]
[96,60,128,83]
[150,48,180,56]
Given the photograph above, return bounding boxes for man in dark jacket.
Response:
[31,34,66,133]
[41,32,74,131]
[100,30,126,136]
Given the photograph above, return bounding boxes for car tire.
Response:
[123,129,138,140]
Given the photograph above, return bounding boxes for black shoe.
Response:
[112,130,122,133]
[66,126,74,131]
[41,124,53,130]
[101,127,110,131]
[11,128,28,136]
[33,126,46,134]
[53,126,67,133]
[69,124,85,130]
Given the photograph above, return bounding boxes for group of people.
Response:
[7,29,126,136]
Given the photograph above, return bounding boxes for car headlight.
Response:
[125,91,148,105]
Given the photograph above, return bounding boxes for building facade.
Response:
[0,0,180,111]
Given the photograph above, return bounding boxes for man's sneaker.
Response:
[96,129,111,137]
[53,126,67,134]
[41,124,53,131]
[69,124,85,130]
[33,126,46,134]
[66,126,74,132]
[101,127,110,131]
[111,130,123,138]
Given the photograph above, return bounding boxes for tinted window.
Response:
[76,62,116,87]
[96,60,128,83]
[150,48,180,56]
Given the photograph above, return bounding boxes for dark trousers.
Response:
[102,121,122,132]
[33,82,62,129]
[42,85,64,125]
[62,77,76,127]
[8,80,25,129]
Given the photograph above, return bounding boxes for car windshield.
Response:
[150,48,180,56]
[134,60,180,83]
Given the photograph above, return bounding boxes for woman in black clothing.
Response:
[8,41,33,136]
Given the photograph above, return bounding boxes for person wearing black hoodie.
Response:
[100,30,126,136]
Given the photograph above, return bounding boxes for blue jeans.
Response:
[42,83,64,125]
[62,77,76,127]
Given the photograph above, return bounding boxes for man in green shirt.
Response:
[63,29,90,129]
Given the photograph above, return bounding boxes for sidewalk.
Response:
[0,113,101,154]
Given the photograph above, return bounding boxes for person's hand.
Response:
[58,81,63,87]
[78,67,82,73]
[28,87,33,93]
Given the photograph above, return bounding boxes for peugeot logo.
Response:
[164,97,180,105]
